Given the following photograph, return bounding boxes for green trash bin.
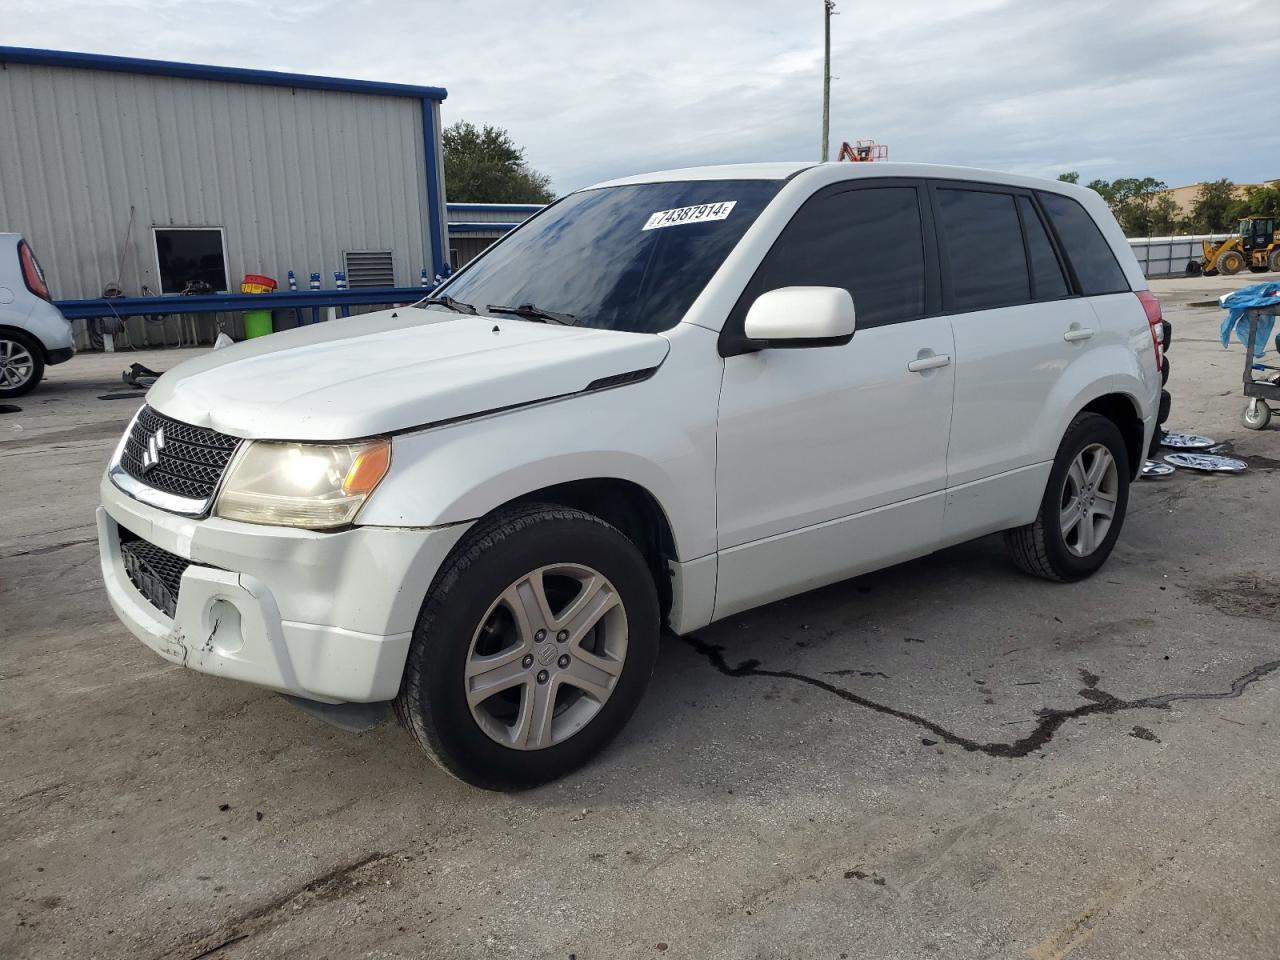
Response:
[244,308,273,339]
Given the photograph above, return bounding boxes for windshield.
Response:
[433,180,782,334]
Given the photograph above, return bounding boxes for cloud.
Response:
[6,0,1279,193]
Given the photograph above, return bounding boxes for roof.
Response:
[446,203,545,214]
[448,222,520,235]
[590,162,817,188]
[586,160,1098,196]
[0,46,447,101]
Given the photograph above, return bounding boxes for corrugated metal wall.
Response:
[1128,233,1232,278]
[0,61,431,307]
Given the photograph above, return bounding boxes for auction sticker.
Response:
[642,201,736,231]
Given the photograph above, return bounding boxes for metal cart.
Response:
[1241,308,1280,430]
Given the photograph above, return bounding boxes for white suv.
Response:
[98,162,1164,788]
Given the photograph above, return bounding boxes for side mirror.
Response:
[743,286,856,348]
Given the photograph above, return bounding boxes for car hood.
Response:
[146,308,671,440]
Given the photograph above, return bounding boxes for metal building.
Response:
[446,203,544,268]
[0,46,449,306]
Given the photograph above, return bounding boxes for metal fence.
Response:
[1128,234,1231,278]
[56,288,433,350]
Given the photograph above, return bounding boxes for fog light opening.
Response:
[206,598,245,655]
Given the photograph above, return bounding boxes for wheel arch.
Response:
[1077,391,1146,479]
[505,478,679,620]
[397,473,685,626]
[0,323,45,360]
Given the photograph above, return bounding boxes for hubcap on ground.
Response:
[1059,442,1119,557]
[0,339,35,388]
[465,563,628,750]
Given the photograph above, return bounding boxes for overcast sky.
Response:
[9,0,1280,194]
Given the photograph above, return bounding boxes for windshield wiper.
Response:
[418,294,478,315]
[486,303,578,326]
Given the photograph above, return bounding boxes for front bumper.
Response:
[98,473,471,702]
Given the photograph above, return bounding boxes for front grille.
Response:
[119,406,240,504]
[119,532,193,618]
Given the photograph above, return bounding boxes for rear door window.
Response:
[935,188,1030,311]
[1017,196,1070,300]
[1036,192,1129,295]
[752,185,927,328]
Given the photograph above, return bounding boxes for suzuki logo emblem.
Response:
[141,426,166,474]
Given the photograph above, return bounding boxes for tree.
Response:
[443,121,555,203]
[1083,177,1169,235]
[1229,180,1280,220]
[1148,194,1180,236]
[1057,171,1080,184]
[1189,179,1238,233]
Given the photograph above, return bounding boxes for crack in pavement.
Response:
[160,851,394,960]
[681,635,1280,758]
[1,536,97,560]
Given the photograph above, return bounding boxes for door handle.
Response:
[1063,327,1095,342]
[907,354,952,373]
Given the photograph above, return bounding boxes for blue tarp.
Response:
[1219,282,1280,357]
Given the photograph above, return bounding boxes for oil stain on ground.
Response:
[1191,574,1280,622]
[681,634,1279,759]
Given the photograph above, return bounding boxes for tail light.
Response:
[18,241,51,301]
[1136,290,1162,367]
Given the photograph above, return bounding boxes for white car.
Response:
[0,233,76,397]
[97,162,1165,788]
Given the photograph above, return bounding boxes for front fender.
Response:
[355,334,722,561]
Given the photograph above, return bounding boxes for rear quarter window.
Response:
[1037,192,1129,296]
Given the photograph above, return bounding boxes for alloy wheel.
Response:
[465,563,628,750]
[1059,442,1119,557]
[0,339,35,389]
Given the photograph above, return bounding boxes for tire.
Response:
[1217,251,1244,276]
[0,331,44,398]
[1269,249,1280,273]
[1004,413,1131,582]
[1242,399,1272,431]
[394,502,660,790]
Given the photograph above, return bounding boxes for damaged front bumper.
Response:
[97,472,470,703]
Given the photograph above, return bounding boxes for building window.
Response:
[343,250,396,288]
[153,228,228,294]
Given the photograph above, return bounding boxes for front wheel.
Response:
[1004,413,1131,582]
[1217,251,1245,276]
[395,503,660,790]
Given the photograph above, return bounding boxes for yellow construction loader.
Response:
[1199,217,1280,275]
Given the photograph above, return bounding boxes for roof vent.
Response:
[343,250,395,288]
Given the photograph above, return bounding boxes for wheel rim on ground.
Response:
[1059,442,1119,558]
[0,339,35,389]
[464,563,628,750]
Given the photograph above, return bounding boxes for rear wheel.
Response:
[1004,413,1131,582]
[395,503,660,790]
[0,331,43,398]
[1217,251,1245,275]
[1269,249,1280,273]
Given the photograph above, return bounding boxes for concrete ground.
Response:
[3,271,1280,960]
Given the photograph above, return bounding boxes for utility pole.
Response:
[821,0,835,161]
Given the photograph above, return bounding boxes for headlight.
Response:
[214,439,391,529]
